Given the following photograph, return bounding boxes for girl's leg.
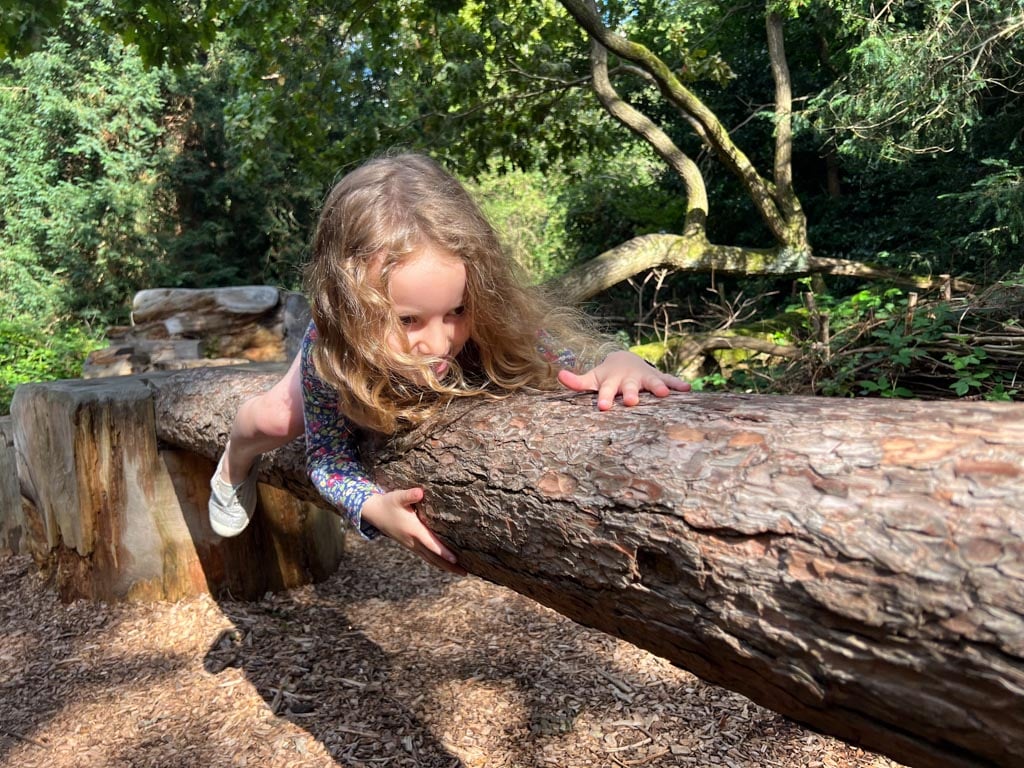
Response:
[219,350,304,484]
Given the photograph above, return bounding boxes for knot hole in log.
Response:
[637,547,682,588]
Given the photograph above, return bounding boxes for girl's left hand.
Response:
[557,350,691,410]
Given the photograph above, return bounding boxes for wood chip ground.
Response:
[0,538,907,768]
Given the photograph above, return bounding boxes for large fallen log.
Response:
[154,368,1024,767]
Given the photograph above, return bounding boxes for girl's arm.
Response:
[301,326,464,574]
[301,335,384,539]
[558,349,691,409]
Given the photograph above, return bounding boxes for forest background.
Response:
[1,0,1022,414]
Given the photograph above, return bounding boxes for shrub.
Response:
[0,318,103,415]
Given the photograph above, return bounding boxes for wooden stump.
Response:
[10,375,342,602]
[0,416,27,555]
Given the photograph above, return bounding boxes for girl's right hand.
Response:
[360,488,466,576]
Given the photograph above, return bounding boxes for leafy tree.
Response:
[3,0,1022,406]
[0,0,67,59]
[810,0,1024,157]
[0,1,173,323]
[469,165,574,282]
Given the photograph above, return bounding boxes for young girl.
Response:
[209,153,690,574]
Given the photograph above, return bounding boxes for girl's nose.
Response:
[413,321,449,357]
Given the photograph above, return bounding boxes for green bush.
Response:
[718,280,1024,401]
[0,319,103,415]
[468,165,572,283]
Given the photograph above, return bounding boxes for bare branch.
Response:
[588,38,708,230]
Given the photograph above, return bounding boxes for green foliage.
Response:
[811,0,1024,158]
[764,283,1022,401]
[2,0,218,67]
[0,318,104,415]
[681,274,1023,403]
[158,50,321,290]
[613,0,737,86]
[562,149,688,263]
[941,158,1024,274]
[688,371,729,392]
[0,0,67,58]
[0,244,65,321]
[0,2,174,324]
[468,166,572,282]
[95,0,218,68]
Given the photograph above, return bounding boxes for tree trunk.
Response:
[549,1,971,305]
[149,366,1024,768]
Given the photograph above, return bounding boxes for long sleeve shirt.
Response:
[301,322,384,539]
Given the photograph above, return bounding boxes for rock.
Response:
[84,286,310,378]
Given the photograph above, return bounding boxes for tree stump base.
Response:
[10,375,343,602]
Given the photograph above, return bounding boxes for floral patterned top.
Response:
[300,321,575,540]
[301,322,384,539]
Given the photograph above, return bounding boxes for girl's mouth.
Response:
[432,359,450,378]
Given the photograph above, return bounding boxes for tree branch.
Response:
[548,233,972,304]
[560,0,803,248]
[588,37,708,231]
[766,11,798,226]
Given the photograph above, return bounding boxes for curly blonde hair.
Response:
[304,153,614,434]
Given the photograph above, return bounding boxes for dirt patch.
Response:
[0,539,905,767]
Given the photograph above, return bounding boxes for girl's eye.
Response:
[449,306,466,317]
[399,315,417,326]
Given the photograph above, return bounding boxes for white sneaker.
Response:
[209,452,260,537]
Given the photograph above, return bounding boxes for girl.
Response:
[209,153,690,574]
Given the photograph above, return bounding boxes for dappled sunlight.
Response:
[0,537,907,768]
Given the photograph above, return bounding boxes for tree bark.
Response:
[150,366,1024,768]
[767,12,795,214]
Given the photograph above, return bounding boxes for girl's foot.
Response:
[208,450,260,537]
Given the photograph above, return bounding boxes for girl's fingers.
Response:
[665,375,692,392]
[419,527,456,562]
[641,375,672,397]
[558,368,595,392]
[560,363,691,407]
[410,526,466,575]
[415,543,467,575]
[621,377,641,406]
[389,486,424,507]
[597,378,622,410]
[642,372,690,396]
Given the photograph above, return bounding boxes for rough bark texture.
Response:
[145,366,1024,768]
[0,416,26,555]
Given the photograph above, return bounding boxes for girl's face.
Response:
[386,243,471,380]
